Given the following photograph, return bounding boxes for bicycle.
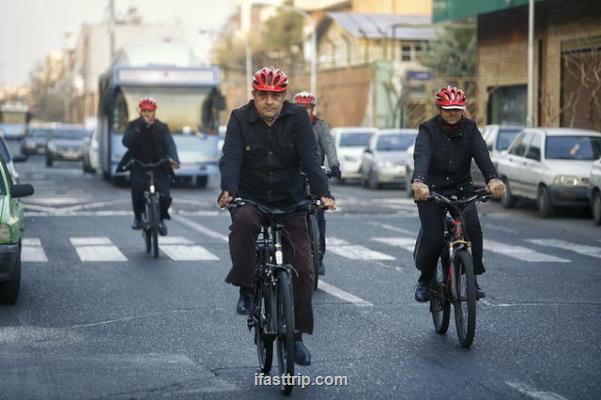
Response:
[424,188,490,348]
[228,197,320,395]
[126,158,170,259]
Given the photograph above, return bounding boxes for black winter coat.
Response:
[219,100,331,206]
[412,115,498,193]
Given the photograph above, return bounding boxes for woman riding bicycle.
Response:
[411,86,506,303]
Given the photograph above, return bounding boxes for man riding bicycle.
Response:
[411,86,506,303]
[121,97,179,236]
[218,67,336,366]
[293,91,340,276]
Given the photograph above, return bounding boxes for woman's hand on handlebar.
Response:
[218,191,234,208]
[320,196,336,210]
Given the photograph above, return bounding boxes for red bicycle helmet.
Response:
[293,91,317,106]
[252,67,288,92]
[138,97,157,111]
[435,86,466,109]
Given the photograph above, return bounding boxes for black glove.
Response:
[330,165,341,179]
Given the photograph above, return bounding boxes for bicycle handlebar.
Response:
[227,197,322,215]
[427,188,491,205]
[126,158,176,169]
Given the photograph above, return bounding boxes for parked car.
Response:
[496,128,601,217]
[21,127,49,155]
[471,124,524,187]
[331,127,377,182]
[360,129,417,189]
[0,156,34,304]
[588,157,601,225]
[0,134,24,182]
[46,126,90,167]
[82,128,100,173]
[172,132,220,188]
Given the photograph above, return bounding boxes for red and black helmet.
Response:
[138,97,158,111]
[293,91,316,106]
[252,66,288,92]
[435,86,466,109]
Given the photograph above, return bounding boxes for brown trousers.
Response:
[225,204,314,334]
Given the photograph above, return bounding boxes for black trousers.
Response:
[130,165,172,220]
[225,204,314,334]
[317,208,326,261]
[414,201,485,282]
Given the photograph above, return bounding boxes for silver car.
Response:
[360,129,417,189]
[496,127,601,217]
[331,127,377,183]
[588,156,601,225]
[471,124,523,188]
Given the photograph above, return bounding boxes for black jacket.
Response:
[118,117,179,172]
[412,115,498,193]
[219,100,331,206]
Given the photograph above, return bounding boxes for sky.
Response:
[0,0,237,86]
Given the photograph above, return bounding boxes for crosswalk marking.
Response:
[22,238,48,262]
[526,239,601,259]
[485,240,569,263]
[327,237,395,261]
[372,237,415,252]
[159,236,193,245]
[318,280,372,306]
[70,237,127,262]
[160,245,219,261]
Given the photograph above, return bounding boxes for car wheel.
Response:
[501,178,516,208]
[592,191,601,226]
[196,176,208,188]
[368,170,380,190]
[46,156,53,167]
[0,245,21,305]
[537,186,555,218]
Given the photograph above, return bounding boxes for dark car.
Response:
[21,127,49,155]
[46,127,90,167]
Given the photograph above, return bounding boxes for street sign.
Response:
[407,71,433,81]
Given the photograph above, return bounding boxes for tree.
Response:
[420,23,476,77]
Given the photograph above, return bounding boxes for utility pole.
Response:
[526,0,534,127]
[109,0,116,62]
[241,0,252,100]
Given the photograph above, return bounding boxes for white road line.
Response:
[160,245,219,261]
[22,238,48,262]
[368,222,416,236]
[318,280,372,307]
[172,215,229,242]
[158,236,193,245]
[327,237,395,261]
[485,240,570,263]
[526,239,601,259]
[70,237,127,262]
[372,237,415,252]
[506,381,569,400]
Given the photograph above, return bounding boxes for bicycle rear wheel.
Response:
[431,250,451,334]
[254,283,273,374]
[151,197,160,258]
[453,250,477,348]
[143,228,151,253]
[306,213,320,290]
[276,270,295,395]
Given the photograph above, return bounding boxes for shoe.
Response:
[414,281,431,303]
[318,261,325,275]
[158,221,167,236]
[294,340,311,366]
[131,217,142,230]
[475,279,486,299]
[236,287,253,315]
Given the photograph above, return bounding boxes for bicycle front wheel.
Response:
[431,250,451,334]
[276,270,295,395]
[254,283,273,374]
[306,213,320,290]
[453,250,477,348]
[151,197,160,258]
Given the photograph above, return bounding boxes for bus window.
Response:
[112,91,129,134]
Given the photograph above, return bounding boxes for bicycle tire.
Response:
[144,229,151,253]
[453,250,477,348]
[306,213,320,290]
[151,197,160,258]
[276,270,295,395]
[431,250,451,334]
[254,283,273,374]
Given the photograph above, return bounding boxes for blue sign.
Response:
[407,71,433,81]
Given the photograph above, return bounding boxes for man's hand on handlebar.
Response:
[411,180,430,202]
[218,190,234,208]
[320,196,336,210]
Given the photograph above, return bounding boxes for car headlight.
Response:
[553,175,583,186]
[344,155,358,162]
[376,160,393,168]
[47,142,57,151]
[0,223,12,241]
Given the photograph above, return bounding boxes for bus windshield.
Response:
[116,86,211,134]
[0,111,28,124]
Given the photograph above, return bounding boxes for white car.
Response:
[588,157,601,225]
[82,128,100,173]
[331,127,377,183]
[360,129,417,189]
[471,124,523,188]
[496,127,601,217]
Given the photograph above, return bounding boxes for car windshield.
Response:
[29,128,47,138]
[376,134,416,151]
[545,136,601,160]
[340,132,373,147]
[0,138,12,162]
[497,128,522,150]
[51,129,88,140]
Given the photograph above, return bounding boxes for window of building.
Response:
[401,45,411,61]
[487,85,526,125]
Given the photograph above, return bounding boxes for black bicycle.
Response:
[426,189,490,348]
[126,158,170,258]
[229,197,319,395]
